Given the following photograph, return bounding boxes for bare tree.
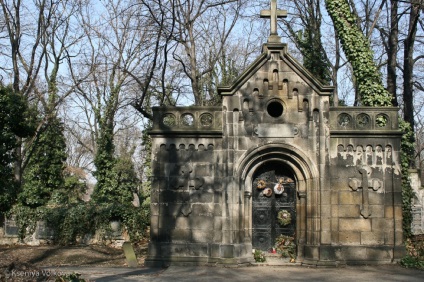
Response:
[386,0,398,106]
[403,0,422,134]
[1,0,47,184]
[153,0,246,105]
[63,0,164,192]
[130,0,176,114]
[280,0,344,104]
[0,0,83,185]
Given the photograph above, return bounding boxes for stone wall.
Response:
[146,42,405,267]
[0,217,126,246]
[147,107,252,265]
[327,107,404,264]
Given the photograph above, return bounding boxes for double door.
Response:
[252,163,296,251]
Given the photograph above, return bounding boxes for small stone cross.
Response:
[170,163,204,190]
[348,166,382,218]
[260,0,287,43]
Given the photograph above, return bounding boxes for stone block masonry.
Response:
[146,9,404,265]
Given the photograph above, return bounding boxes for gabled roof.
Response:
[217,43,334,97]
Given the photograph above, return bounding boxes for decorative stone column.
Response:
[244,191,252,242]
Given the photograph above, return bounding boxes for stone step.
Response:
[254,252,300,266]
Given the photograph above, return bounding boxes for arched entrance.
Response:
[236,143,319,261]
[252,161,296,251]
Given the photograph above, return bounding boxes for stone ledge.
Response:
[330,107,400,132]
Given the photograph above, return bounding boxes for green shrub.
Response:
[400,237,424,269]
[11,201,149,245]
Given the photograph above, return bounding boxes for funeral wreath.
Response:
[277,209,291,226]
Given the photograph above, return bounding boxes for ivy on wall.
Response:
[400,120,415,239]
[10,202,149,245]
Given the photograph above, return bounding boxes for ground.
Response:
[0,242,147,281]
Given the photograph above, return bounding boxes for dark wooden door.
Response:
[252,162,296,251]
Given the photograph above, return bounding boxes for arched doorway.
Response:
[252,161,296,252]
[236,143,320,262]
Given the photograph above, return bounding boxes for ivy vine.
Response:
[10,202,149,245]
[399,119,415,239]
[0,86,36,214]
[325,0,415,245]
[325,0,392,106]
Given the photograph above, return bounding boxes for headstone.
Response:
[412,204,424,234]
[35,221,55,239]
[122,242,138,267]
[110,220,124,239]
[4,217,18,237]
[409,169,424,234]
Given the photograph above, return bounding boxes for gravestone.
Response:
[4,217,18,237]
[35,221,55,240]
[122,242,138,267]
[409,169,424,234]
[145,0,404,266]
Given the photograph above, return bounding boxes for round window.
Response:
[267,101,284,118]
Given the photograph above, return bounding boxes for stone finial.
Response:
[260,0,287,43]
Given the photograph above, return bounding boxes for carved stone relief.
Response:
[337,144,394,167]
[348,165,383,218]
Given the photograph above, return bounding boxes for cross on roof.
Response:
[260,0,287,43]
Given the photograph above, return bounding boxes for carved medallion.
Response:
[337,113,351,127]
[356,113,371,128]
[162,113,176,127]
[200,113,213,127]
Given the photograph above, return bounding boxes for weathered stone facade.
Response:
[145,41,404,266]
[146,1,404,264]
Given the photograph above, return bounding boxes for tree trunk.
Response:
[403,1,420,132]
[387,0,398,106]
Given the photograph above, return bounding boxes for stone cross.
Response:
[260,0,287,43]
[170,163,204,190]
[348,166,382,218]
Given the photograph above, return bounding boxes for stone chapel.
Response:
[145,0,404,266]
